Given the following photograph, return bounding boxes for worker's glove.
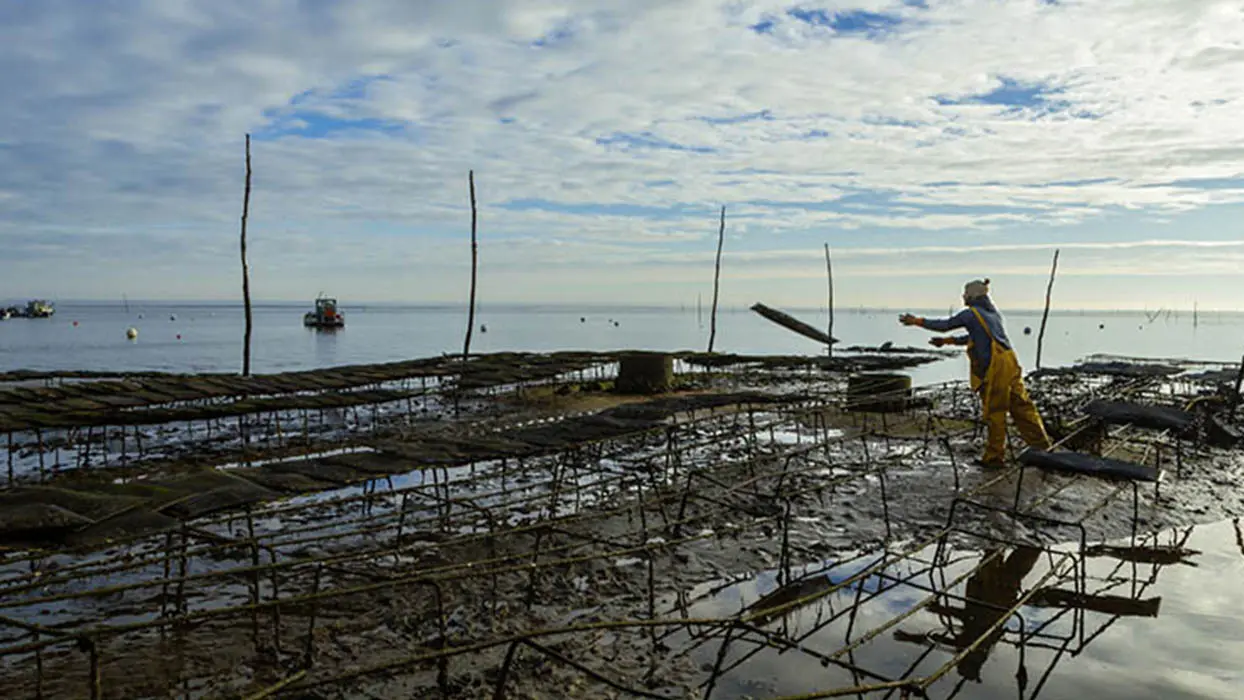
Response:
[929,337,949,348]
[898,313,923,327]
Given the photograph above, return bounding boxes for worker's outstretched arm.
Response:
[899,309,971,333]
[930,335,969,348]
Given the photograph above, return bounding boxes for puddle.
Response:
[217,445,378,470]
[662,518,1244,699]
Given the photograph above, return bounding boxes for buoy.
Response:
[580,317,586,323]
[176,334,181,340]
[72,321,79,327]
[1098,323,1105,330]
[1022,326,1032,335]
[613,321,620,327]
[126,327,138,340]
[169,315,176,321]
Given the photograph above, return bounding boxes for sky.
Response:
[3,0,1244,310]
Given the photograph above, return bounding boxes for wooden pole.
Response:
[1035,248,1060,370]
[824,243,834,359]
[463,170,479,359]
[1231,352,1244,414]
[240,134,254,377]
[707,205,726,353]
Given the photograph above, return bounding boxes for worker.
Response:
[898,279,1052,467]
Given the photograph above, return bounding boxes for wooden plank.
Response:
[750,303,839,346]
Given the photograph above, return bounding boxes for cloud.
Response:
[4,0,1244,307]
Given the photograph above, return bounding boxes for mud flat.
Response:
[0,350,1241,699]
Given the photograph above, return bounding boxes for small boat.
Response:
[0,308,10,321]
[25,300,54,318]
[303,295,345,328]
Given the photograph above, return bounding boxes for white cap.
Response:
[964,279,990,299]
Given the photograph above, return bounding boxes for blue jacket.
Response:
[921,297,1013,381]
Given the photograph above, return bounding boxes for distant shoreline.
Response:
[7,300,1239,317]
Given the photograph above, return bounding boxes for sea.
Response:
[1,301,1241,384]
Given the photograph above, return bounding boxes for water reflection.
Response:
[904,546,1042,682]
[668,519,1244,699]
[311,323,341,366]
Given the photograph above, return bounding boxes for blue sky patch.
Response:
[254,110,406,140]
[750,16,777,33]
[751,8,905,36]
[742,190,903,213]
[743,189,1046,219]
[533,22,574,48]
[287,87,317,107]
[256,74,404,140]
[936,76,1072,115]
[863,115,924,128]
[596,131,716,154]
[499,198,712,220]
[1030,177,1120,188]
[329,74,391,100]
[286,74,389,106]
[1147,177,1244,190]
[699,110,774,125]
[789,8,903,36]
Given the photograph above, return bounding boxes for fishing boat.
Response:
[303,295,345,328]
[24,300,54,318]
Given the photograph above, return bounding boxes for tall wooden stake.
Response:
[824,243,834,359]
[463,170,479,359]
[240,134,253,377]
[1232,352,1244,411]
[1035,248,1060,370]
[707,206,726,353]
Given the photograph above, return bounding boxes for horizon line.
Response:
[10,299,1241,314]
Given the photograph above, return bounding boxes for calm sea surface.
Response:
[1,302,1241,385]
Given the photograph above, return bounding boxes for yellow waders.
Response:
[967,308,1052,464]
